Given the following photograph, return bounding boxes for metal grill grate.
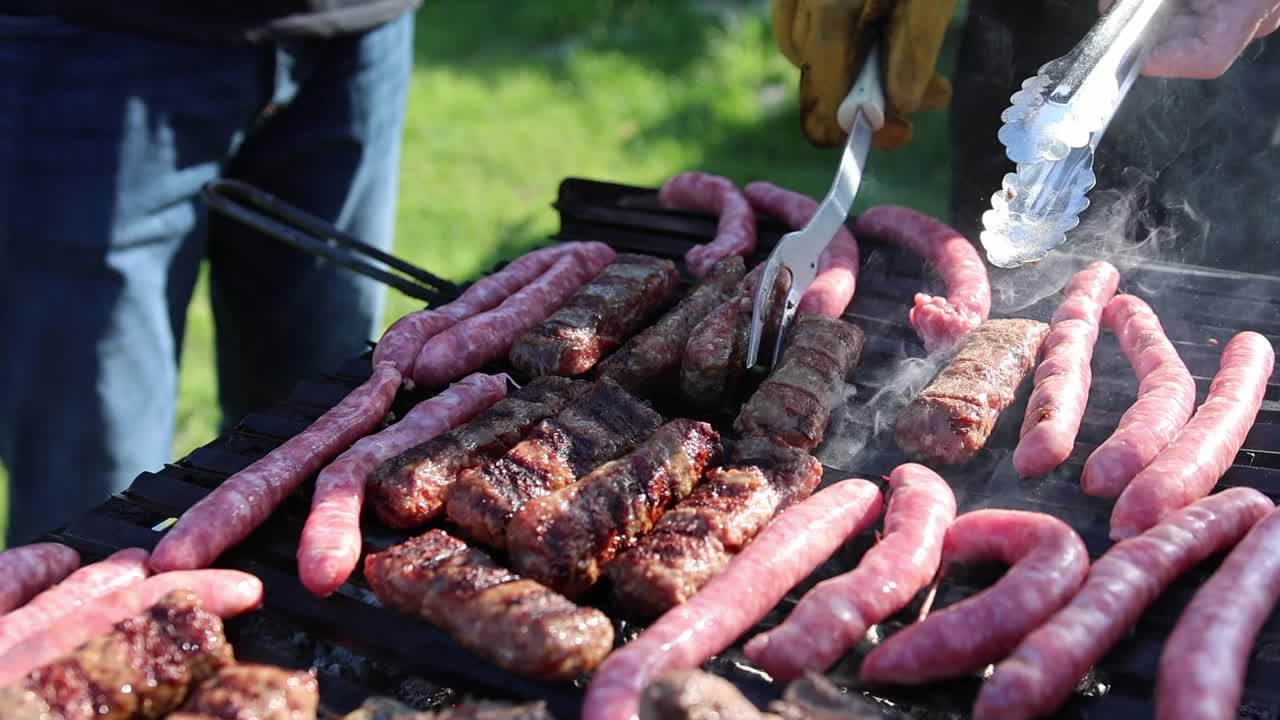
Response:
[43,178,1280,719]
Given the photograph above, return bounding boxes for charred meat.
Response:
[896,318,1049,465]
[0,590,233,720]
[364,530,614,682]
[606,437,822,617]
[734,314,865,450]
[597,257,744,393]
[507,418,722,598]
[679,265,767,409]
[169,664,319,720]
[446,378,663,547]
[343,696,555,720]
[368,377,587,529]
[509,254,680,378]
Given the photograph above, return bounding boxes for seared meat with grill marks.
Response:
[509,254,680,378]
[368,377,587,529]
[364,530,613,682]
[606,437,822,617]
[598,257,744,393]
[446,378,663,548]
[0,590,233,720]
[896,318,1048,465]
[678,265,763,410]
[507,419,722,598]
[168,664,318,720]
[734,314,864,450]
[343,696,555,720]
[639,670,898,720]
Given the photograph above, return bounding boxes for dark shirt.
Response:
[951,0,1280,276]
[1,0,420,42]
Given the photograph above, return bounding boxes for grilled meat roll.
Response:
[368,377,587,529]
[343,696,555,720]
[509,254,680,378]
[734,314,864,450]
[597,257,744,393]
[446,378,664,547]
[169,664,319,720]
[0,590,233,720]
[508,418,722,598]
[364,530,614,682]
[896,318,1049,465]
[606,437,822,617]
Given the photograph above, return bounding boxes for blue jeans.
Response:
[0,13,413,544]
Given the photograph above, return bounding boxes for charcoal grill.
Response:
[42,178,1280,719]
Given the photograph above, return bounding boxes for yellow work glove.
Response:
[772,0,956,150]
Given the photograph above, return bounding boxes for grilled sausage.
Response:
[509,254,680,378]
[597,257,744,392]
[744,463,956,679]
[1111,331,1274,539]
[583,478,883,720]
[446,379,663,548]
[853,206,991,352]
[733,314,865,451]
[974,488,1274,720]
[0,543,80,616]
[860,509,1089,687]
[1080,294,1195,497]
[173,664,320,720]
[0,547,151,658]
[743,181,860,317]
[151,363,402,572]
[678,265,762,409]
[410,243,616,388]
[658,171,758,278]
[298,373,508,598]
[365,530,614,682]
[373,243,588,378]
[896,319,1049,465]
[606,437,823,617]
[507,419,722,599]
[1156,505,1280,720]
[0,589,235,720]
[1014,261,1119,478]
[367,377,587,530]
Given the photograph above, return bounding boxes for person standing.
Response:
[0,1,419,544]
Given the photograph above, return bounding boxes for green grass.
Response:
[1,1,969,545]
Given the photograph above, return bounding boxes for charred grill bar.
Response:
[38,178,1280,719]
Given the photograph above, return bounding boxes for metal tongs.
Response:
[746,43,886,369]
[201,179,459,305]
[979,0,1171,268]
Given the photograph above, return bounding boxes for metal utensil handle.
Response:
[201,179,460,305]
[1049,0,1167,103]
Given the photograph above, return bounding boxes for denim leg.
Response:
[0,17,263,544]
[209,13,413,429]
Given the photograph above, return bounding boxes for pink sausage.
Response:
[853,206,991,352]
[410,243,616,388]
[1080,294,1196,498]
[372,243,584,377]
[659,172,758,278]
[0,568,264,687]
[150,363,403,572]
[0,543,80,616]
[974,487,1274,720]
[743,181,859,317]
[1111,331,1274,539]
[860,509,1089,686]
[1014,261,1120,478]
[1157,505,1280,720]
[743,463,955,679]
[582,478,883,720]
[0,547,150,657]
[298,372,507,598]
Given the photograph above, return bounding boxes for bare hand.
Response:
[1102,0,1280,78]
